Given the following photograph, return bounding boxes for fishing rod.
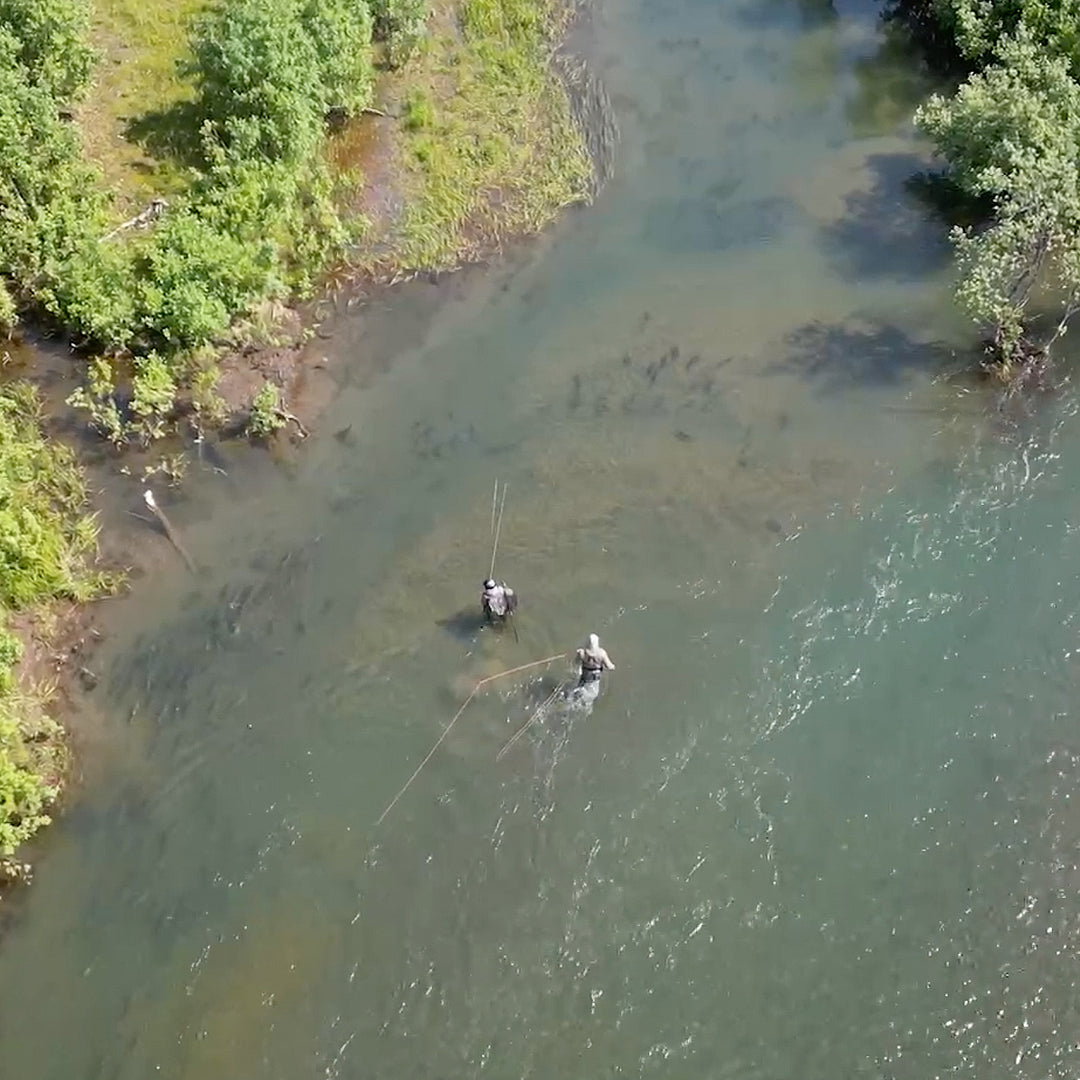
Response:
[489,480,507,579]
[375,652,567,826]
[487,480,518,641]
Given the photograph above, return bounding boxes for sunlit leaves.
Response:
[917,34,1080,363]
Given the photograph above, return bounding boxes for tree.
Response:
[917,33,1080,377]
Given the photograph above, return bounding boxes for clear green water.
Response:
[3,0,1080,1077]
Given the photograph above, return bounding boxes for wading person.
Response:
[575,633,615,687]
[481,578,518,625]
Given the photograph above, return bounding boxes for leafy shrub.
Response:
[44,239,139,348]
[300,0,375,114]
[924,0,1080,70]
[0,280,15,330]
[0,28,107,315]
[0,0,94,100]
[403,87,435,130]
[0,381,102,608]
[66,356,125,443]
[0,628,21,694]
[133,207,276,347]
[0,706,54,857]
[248,379,285,437]
[919,34,1080,368]
[130,352,177,442]
[369,0,427,65]
[187,0,326,164]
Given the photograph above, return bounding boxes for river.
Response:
[3,0,1080,1076]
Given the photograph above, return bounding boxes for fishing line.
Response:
[496,680,566,761]
[375,652,567,826]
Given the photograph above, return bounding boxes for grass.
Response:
[77,0,206,214]
[0,380,110,879]
[373,0,592,269]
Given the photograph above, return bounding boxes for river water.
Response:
[4,0,1080,1076]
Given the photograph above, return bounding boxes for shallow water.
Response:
[4,0,1080,1077]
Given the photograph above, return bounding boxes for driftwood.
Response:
[274,407,309,438]
[101,198,168,242]
[143,489,197,573]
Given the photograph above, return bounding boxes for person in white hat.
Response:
[575,633,615,687]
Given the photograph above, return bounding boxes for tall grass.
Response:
[392,0,591,268]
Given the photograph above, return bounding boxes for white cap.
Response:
[588,633,599,649]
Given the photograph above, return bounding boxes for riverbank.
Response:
[0,0,599,883]
[0,383,110,887]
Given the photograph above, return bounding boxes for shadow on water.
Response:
[846,22,941,136]
[767,318,955,390]
[643,194,806,254]
[435,607,488,641]
[734,0,836,30]
[819,152,953,281]
[906,169,994,231]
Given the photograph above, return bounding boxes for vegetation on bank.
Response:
[385,0,591,269]
[893,0,1080,378]
[0,381,107,881]
[0,0,589,445]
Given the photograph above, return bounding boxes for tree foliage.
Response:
[919,35,1080,365]
[4,0,395,373]
[0,0,94,99]
[906,1,1080,375]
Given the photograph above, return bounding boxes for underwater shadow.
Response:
[846,22,941,137]
[766,319,955,392]
[819,151,952,281]
[435,608,485,641]
[735,0,837,30]
[643,193,804,254]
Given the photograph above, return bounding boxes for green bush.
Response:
[0,382,102,608]
[369,0,427,65]
[187,0,326,164]
[918,33,1080,368]
[248,379,285,437]
[134,207,276,347]
[0,280,15,329]
[0,28,107,315]
[0,0,94,100]
[0,706,54,857]
[44,239,138,347]
[0,381,105,864]
[932,0,1080,69]
[300,0,375,114]
[0,628,21,694]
